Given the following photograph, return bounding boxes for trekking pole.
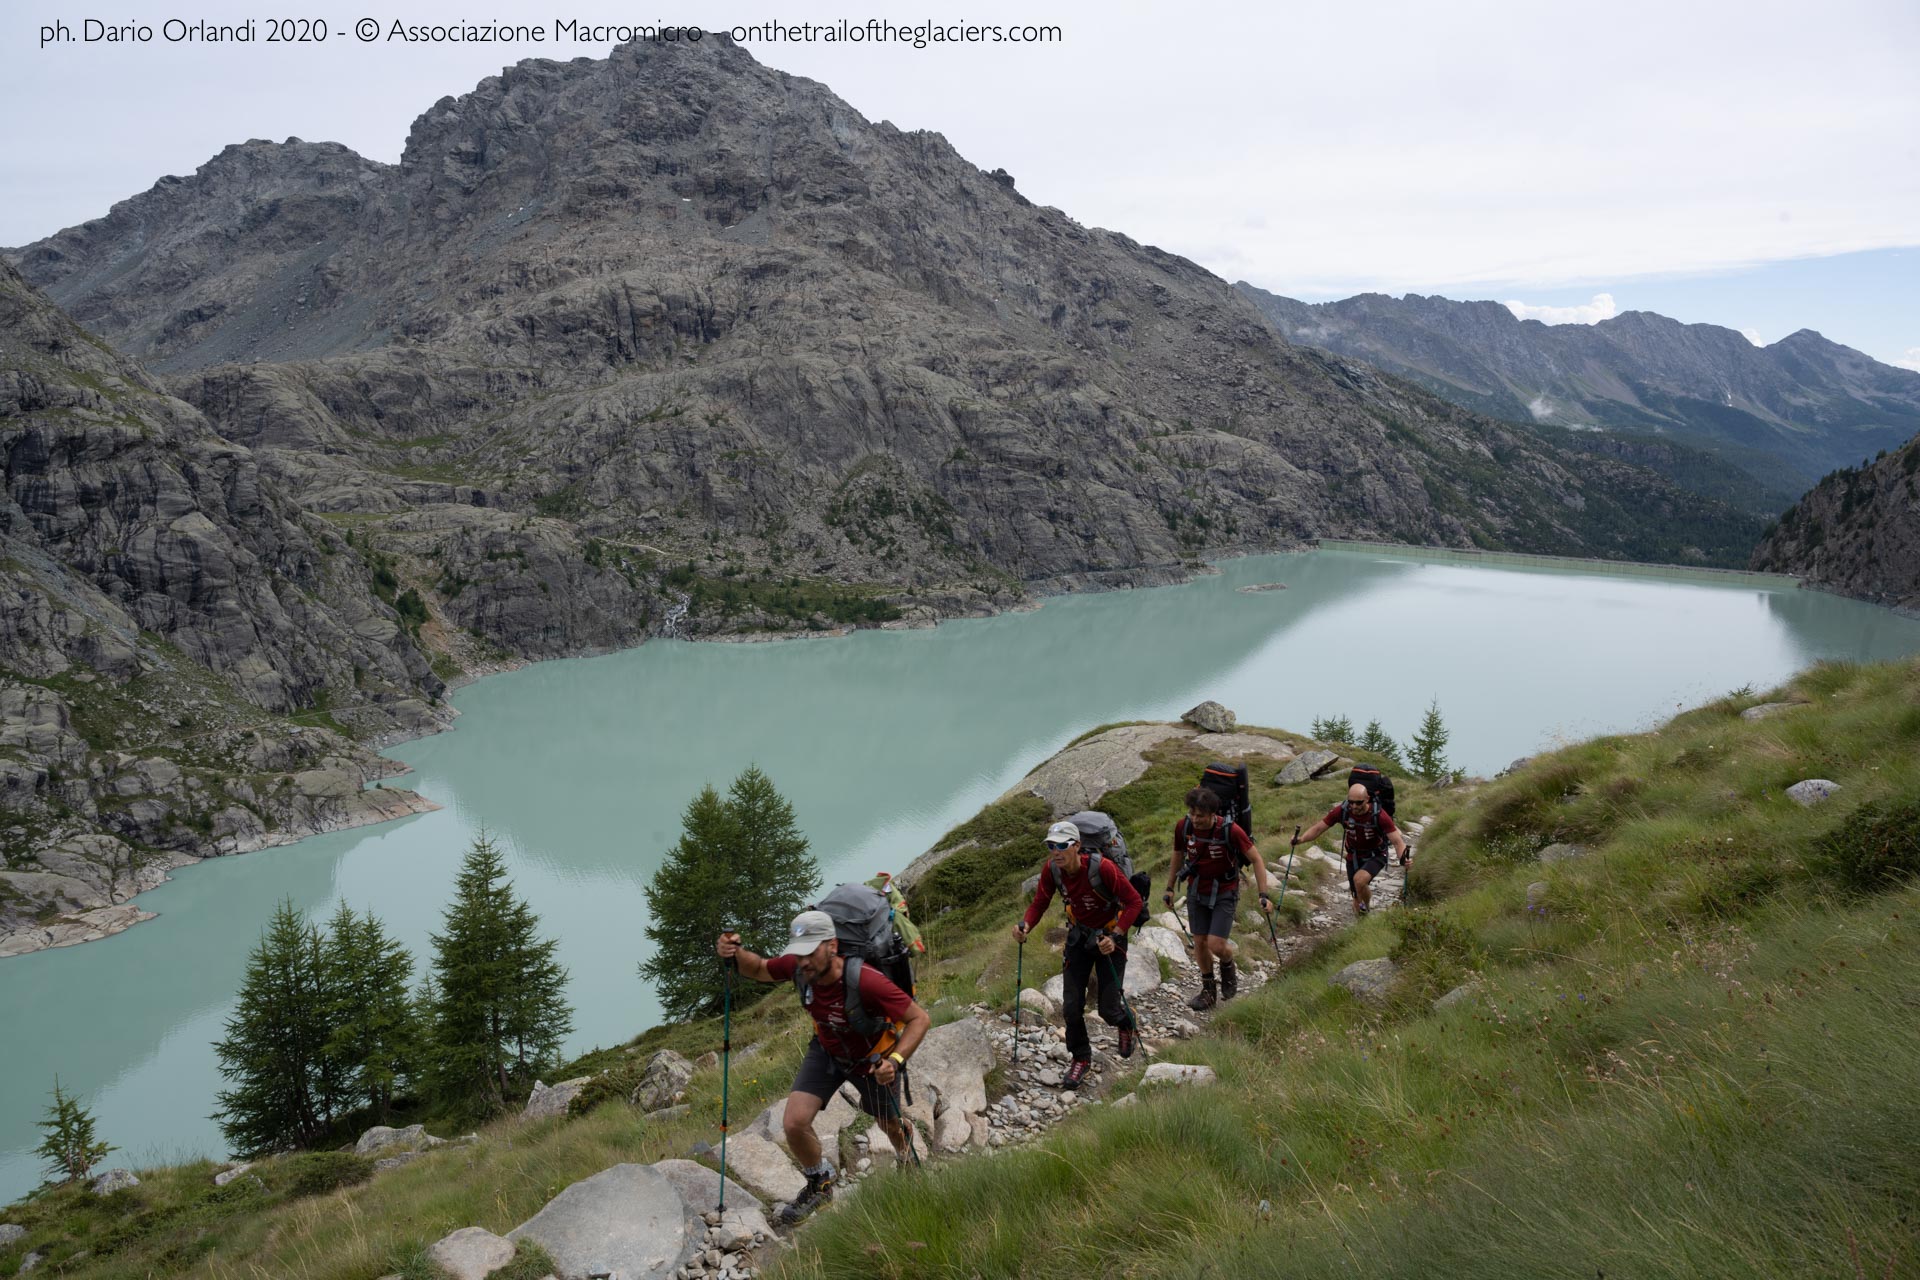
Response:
[1278,826,1300,903]
[717,943,736,1211]
[1013,932,1025,1073]
[880,1070,923,1170]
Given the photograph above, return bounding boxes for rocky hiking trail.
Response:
[343,806,1428,1280]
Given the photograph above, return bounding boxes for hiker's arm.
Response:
[716,932,775,983]
[1298,818,1330,844]
[1014,871,1053,939]
[1165,825,1186,903]
[1113,867,1144,932]
[1390,828,1410,859]
[1248,846,1273,899]
[873,1000,932,1085]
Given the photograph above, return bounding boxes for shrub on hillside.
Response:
[1808,797,1920,894]
[275,1151,374,1198]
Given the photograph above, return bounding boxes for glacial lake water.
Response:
[5,546,1920,1202]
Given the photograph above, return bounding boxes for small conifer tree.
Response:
[322,903,418,1121]
[1407,698,1453,780]
[35,1078,114,1184]
[641,766,821,1019]
[212,900,337,1156]
[425,834,572,1109]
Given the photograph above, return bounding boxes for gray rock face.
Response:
[89,1168,140,1195]
[1739,702,1807,721]
[1142,1063,1217,1087]
[354,1123,445,1156]
[630,1050,695,1112]
[909,1018,994,1123]
[999,723,1190,819]
[1180,701,1236,733]
[507,1163,695,1280]
[1432,980,1482,1012]
[0,1224,25,1246]
[1786,779,1841,806]
[716,1131,804,1205]
[523,1077,593,1122]
[1537,843,1590,864]
[1276,750,1339,785]
[1329,958,1399,1005]
[427,1227,516,1280]
[1755,433,1920,610]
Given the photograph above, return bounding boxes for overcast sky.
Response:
[4,0,1917,364]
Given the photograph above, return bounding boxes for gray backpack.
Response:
[1066,810,1133,877]
[792,882,915,1041]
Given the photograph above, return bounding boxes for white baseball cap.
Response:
[780,909,838,956]
[1045,820,1081,845]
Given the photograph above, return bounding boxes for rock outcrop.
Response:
[1,261,447,954]
[1753,435,1920,611]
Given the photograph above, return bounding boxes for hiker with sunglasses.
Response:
[717,910,931,1223]
[1010,819,1144,1088]
[1296,782,1409,916]
[1166,786,1275,1010]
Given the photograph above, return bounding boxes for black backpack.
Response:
[1200,762,1253,834]
[1348,764,1396,817]
[794,883,915,1040]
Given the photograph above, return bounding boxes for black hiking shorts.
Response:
[1188,887,1239,939]
[792,1039,902,1121]
[1346,853,1388,887]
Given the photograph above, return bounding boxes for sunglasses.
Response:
[1045,840,1074,850]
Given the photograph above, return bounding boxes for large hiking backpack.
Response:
[1057,811,1153,932]
[794,882,916,1040]
[1348,764,1396,818]
[1200,761,1254,835]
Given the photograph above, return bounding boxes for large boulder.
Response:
[427,1227,516,1280]
[909,1019,994,1121]
[1133,926,1191,970]
[1275,750,1339,785]
[716,1131,805,1205]
[630,1050,695,1112]
[354,1123,444,1156]
[751,1087,860,1157]
[1142,1063,1217,1087]
[997,723,1189,817]
[1181,701,1236,733]
[0,1224,25,1246]
[89,1169,139,1195]
[1786,779,1840,806]
[507,1163,696,1280]
[523,1077,592,1122]
[1330,958,1399,1005]
[652,1158,769,1246]
[1016,986,1059,1020]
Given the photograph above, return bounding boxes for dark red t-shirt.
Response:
[1322,802,1399,858]
[1022,852,1143,932]
[1174,817,1255,892]
[766,953,916,1067]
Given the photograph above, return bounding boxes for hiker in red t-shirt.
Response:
[718,909,931,1223]
[1165,787,1275,1010]
[1296,783,1410,916]
[1012,819,1143,1088]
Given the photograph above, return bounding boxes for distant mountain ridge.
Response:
[1235,284,1920,509]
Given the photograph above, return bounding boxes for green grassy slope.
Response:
[5,659,1916,1279]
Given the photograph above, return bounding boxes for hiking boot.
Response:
[1062,1059,1092,1089]
[1356,900,1371,917]
[1220,957,1239,1001]
[778,1168,835,1224]
[1188,977,1217,1011]
[1117,1023,1138,1059]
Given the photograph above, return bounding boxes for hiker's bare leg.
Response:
[782,1091,824,1168]
[1206,935,1232,964]
[1353,868,1373,910]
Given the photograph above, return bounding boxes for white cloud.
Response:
[1893,347,1920,372]
[1504,294,1619,325]
[1741,329,1765,346]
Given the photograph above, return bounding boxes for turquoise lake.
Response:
[5,546,1920,1202]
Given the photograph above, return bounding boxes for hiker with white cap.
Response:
[1010,818,1145,1088]
[717,908,930,1222]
